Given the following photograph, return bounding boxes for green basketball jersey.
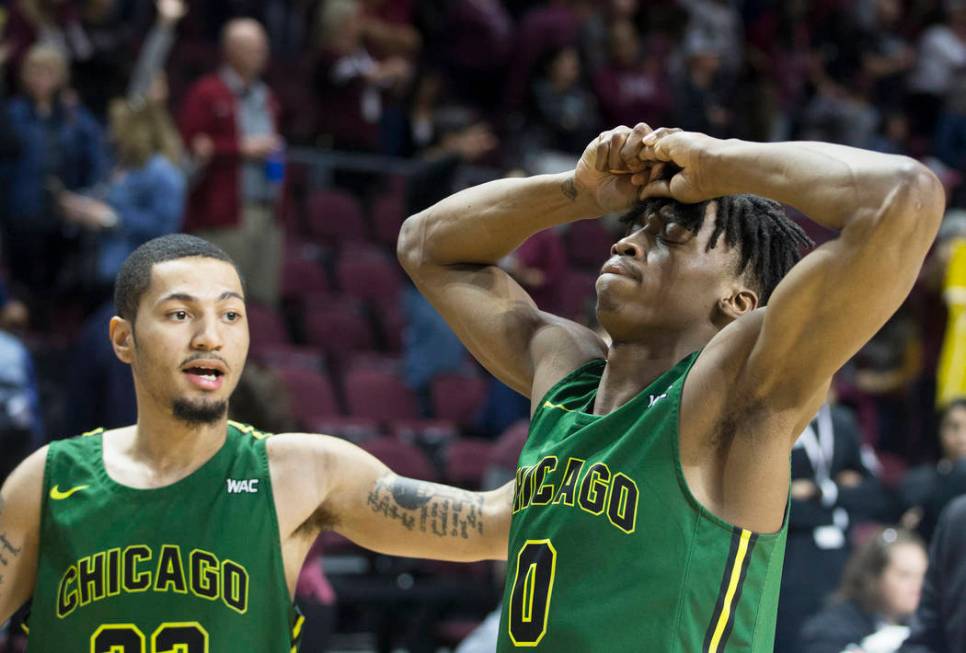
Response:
[496,353,789,652]
[26,421,303,652]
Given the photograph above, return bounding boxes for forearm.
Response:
[398,172,598,269]
[342,474,509,561]
[706,138,935,230]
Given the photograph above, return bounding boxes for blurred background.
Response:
[0,0,965,651]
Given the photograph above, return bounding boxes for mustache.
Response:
[180,353,230,370]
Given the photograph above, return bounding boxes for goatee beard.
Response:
[172,398,228,425]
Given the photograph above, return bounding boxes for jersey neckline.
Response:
[93,425,238,495]
[563,352,699,426]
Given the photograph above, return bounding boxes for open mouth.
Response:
[183,367,224,381]
[183,365,226,391]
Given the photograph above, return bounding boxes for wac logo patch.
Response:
[226,479,260,494]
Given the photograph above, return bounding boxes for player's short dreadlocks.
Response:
[619,195,814,305]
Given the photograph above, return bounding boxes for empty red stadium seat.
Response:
[344,367,420,421]
[336,246,403,306]
[430,372,488,427]
[489,419,530,471]
[281,257,331,302]
[308,416,383,442]
[276,368,341,427]
[302,296,375,360]
[444,438,494,489]
[360,437,438,481]
[251,344,324,373]
[306,190,368,245]
[246,303,289,350]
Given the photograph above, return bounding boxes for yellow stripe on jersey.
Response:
[708,529,752,653]
[543,401,577,413]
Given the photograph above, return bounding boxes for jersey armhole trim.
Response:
[670,353,787,542]
[532,358,605,418]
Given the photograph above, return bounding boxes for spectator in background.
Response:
[593,19,672,132]
[179,18,283,307]
[777,400,892,653]
[58,97,186,300]
[800,528,928,653]
[0,43,105,311]
[69,0,138,120]
[852,307,922,458]
[312,0,411,152]
[678,0,742,74]
[899,399,966,542]
[859,0,916,111]
[579,0,638,74]
[899,496,966,653]
[672,40,733,137]
[527,46,600,155]
[800,70,880,148]
[1,0,79,82]
[359,0,421,61]
[907,0,966,139]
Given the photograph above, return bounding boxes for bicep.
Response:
[0,447,45,623]
[408,262,604,397]
[743,178,942,411]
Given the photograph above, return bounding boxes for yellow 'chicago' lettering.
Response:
[56,545,250,618]
[514,455,639,535]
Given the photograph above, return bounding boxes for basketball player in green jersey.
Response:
[398,124,945,651]
[0,235,513,651]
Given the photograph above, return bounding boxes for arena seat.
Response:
[306,189,368,245]
[302,296,375,360]
[430,372,488,427]
[276,368,342,426]
[344,367,420,421]
[565,219,614,268]
[335,246,403,306]
[443,438,494,489]
[360,437,438,481]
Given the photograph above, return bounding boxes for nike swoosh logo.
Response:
[49,484,89,500]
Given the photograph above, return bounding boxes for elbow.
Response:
[396,211,430,276]
[894,158,946,237]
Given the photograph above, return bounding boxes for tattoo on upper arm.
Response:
[366,476,485,539]
[561,176,577,201]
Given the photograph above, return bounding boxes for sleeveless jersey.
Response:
[26,421,303,652]
[496,353,789,652]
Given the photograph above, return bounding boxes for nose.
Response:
[611,213,660,258]
[191,313,223,351]
[611,236,643,258]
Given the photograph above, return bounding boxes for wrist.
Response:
[564,171,616,219]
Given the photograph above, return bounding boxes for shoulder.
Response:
[3,445,49,511]
[530,313,607,405]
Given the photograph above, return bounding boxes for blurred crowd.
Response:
[1,0,966,651]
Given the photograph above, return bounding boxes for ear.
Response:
[109,316,135,364]
[717,288,759,321]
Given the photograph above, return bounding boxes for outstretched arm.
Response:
[269,434,512,562]
[0,447,46,624]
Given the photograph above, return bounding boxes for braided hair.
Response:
[619,195,814,305]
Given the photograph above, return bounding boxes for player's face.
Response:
[595,203,748,342]
[878,542,927,619]
[125,257,249,423]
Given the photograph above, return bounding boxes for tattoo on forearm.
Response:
[561,176,577,201]
[366,476,484,539]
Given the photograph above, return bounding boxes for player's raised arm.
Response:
[637,130,945,423]
[268,434,512,562]
[396,126,657,400]
[0,447,46,623]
